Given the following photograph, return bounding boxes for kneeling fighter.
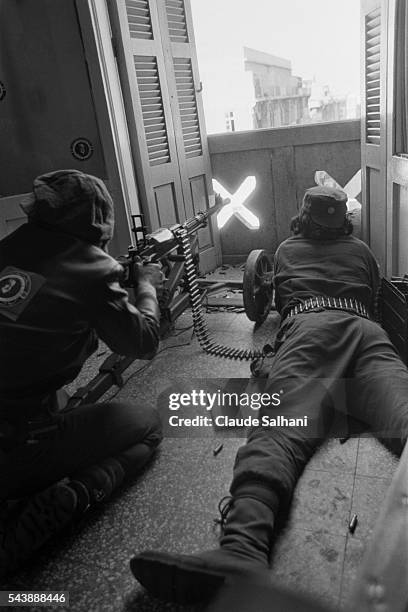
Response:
[0,170,163,575]
[130,185,408,604]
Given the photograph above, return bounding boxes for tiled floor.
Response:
[1,307,400,612]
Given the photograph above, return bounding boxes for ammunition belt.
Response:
[286,296,369,320]
[175,227,265,360]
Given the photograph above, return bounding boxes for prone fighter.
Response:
[130,185,408,604]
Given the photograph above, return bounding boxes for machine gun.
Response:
[116,196,225,336]
[67,197,228,408]
[67,195,276,408]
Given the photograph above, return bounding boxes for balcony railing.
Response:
[208,119,361,263]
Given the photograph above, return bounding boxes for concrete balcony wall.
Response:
[208,119,361,263]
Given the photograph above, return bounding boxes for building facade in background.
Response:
[244,46,360,129]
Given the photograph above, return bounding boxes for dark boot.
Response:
[130,496,274,605]
[0,483,77,578]
[69,457,125,508]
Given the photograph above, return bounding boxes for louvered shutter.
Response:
[360,0,388,272]
[166,0,189,42]
[109,0,220,271]
[109,0,186,231]
[173,57,203,159]
[126,0,154,39]
[134,55,171,165]
[156,0,221,270]
[365,7,381,144]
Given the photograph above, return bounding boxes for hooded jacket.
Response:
[0,170,160,404]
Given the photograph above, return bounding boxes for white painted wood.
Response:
[360,0,389,272]
[107,0,185,232]
[107,0,220,271]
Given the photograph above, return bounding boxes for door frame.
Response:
[75,0,141,256]
[360,0,389,272]
[385,0,408,276]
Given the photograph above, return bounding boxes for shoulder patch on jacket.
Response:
[0,266,46,321]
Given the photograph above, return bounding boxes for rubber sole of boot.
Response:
[130,551,227,605]
[0,483,77,577]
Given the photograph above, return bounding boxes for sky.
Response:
[190,0,361,133]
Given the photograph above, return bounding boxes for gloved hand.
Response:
[138,263,165,295]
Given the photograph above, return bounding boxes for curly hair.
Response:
[290,197,353,239]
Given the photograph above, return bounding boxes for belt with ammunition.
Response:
[285,296,369,320]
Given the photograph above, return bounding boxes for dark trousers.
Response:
[231,311,408,514]
[0,400,163,500]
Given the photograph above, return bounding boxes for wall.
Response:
[0,0,135,255]
[254,95,310,128]
[208,119,361,263]
[0,0,106,196]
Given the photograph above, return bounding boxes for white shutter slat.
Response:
[126,0,154,39]
[366,25,381,39]
[165,0,189,43]
[134,55,170,165]
[173,57,202,158]
[365,7,381,144]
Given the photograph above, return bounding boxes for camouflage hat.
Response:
[21,169,114,245]
[303,186,348,229]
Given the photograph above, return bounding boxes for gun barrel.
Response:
[181,196,226,234]
[126,195,227,263]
